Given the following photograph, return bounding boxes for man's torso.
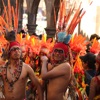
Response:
[0,62,29,100]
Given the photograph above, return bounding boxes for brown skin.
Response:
[41,50,72,100]
[88,76,100,100]
[0,46,43,100]
[89,62,100,100]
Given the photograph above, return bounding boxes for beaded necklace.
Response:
[5,60,23,92]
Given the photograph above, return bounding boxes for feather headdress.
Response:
[56,0,92,44]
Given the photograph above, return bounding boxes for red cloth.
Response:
[53,42,69,57]
[9,41,20,51]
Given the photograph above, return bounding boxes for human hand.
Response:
[41,56,48,62]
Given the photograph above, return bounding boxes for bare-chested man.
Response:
[41,42,72,100]
[0,41,43,100]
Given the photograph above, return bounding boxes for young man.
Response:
[0,41,43,100]
[80,52,96,96]
[41,42,72,100]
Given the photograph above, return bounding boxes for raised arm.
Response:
[41,56,72,80]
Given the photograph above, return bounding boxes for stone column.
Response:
[26,0,40,35]
[45,28,56,38]
[27,24,37,35]
[44,0,60,38]
[18,0,24,32]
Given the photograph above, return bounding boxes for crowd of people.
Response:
[0,29,100,100]
[0,0,100,100]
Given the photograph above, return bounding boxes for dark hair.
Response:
[5,30,16,41]
[80,52,96,70]
[86,43,92,53]
[90,34,100,41]
[20,29,25,34]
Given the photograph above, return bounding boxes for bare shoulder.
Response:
[91,77,97,85]
[93,76,100,84]
[23,62,30,68]
[23,62,33,71]
[91,77,95,82]
[59,62,71,70]
[59,62,72,77]
[55,62,72,74]
[92,76,98,81]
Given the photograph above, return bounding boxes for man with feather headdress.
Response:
[40,41,73,100]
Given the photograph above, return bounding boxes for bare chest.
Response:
[1,64,28,92]
[48,75,69,92]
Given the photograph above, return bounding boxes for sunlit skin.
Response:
[41,48,72,100]
[0,46,43,100]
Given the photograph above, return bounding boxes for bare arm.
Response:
[41,56,72,80]
[25,64,43,100]
[88,77,96,100]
